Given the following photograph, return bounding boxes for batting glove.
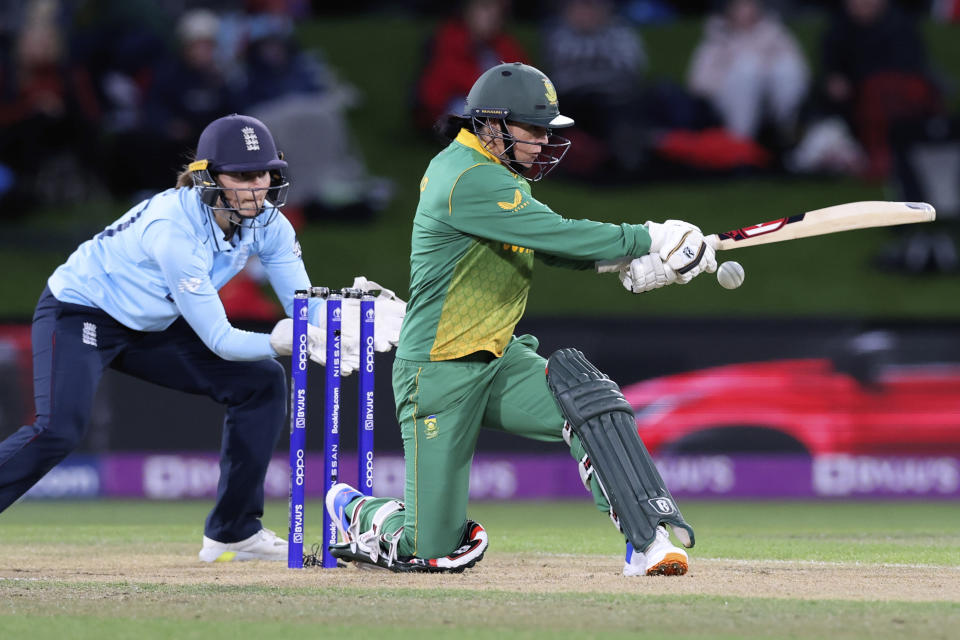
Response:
[618,254,677,293]
[646,219,717,283]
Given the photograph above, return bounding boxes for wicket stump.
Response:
[288,286,376,569]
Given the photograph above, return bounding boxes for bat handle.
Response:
[595,257,633,273]
[704,234,720,251]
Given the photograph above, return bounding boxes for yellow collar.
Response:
[455,129,503,165]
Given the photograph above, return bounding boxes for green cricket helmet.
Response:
[463,62,574,181]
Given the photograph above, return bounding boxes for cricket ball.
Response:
[717,261,745,290]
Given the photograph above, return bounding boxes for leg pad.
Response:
[547,348,694,550]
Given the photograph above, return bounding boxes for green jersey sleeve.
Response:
[430,162,652,261]
[535,253,594,271]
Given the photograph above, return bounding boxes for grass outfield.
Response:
[1,500,958,639]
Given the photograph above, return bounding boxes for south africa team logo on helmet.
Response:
[543,78,558,106]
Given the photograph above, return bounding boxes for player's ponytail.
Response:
[433,114,471,143]
[175,154,198,189]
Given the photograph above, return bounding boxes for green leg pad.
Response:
[546,348,694,550]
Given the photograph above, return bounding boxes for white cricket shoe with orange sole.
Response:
[622,526,688,576]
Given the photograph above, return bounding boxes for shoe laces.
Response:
[642,526,672,553]
[258,528,284,546]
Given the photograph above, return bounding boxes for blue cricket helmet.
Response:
[189,114,290,227]
[196,114,288,173]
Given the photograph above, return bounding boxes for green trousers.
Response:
[348,334,608,559]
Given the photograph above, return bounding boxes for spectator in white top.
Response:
[687,0,809,142]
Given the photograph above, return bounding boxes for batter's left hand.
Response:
[618,254,677,293]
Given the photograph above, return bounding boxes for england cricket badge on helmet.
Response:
[464,62,574,181]
[190,114,290,228]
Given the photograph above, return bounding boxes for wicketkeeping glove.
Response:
[269,317,360,376]
[271,277,406,376]
[339,276,406,354]
[270,317,357,372]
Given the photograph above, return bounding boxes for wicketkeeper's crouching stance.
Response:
[0,114,405,563]
[326,62,712,576]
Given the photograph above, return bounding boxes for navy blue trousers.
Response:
[0,287,286,542]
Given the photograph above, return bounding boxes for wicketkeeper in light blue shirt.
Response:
[0,114,404,563]
[49,176,315,361]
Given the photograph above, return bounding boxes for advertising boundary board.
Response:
[21,452,960,501]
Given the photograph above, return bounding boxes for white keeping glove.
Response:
[646,219,717,283]
[269,318,359,377]
[270,277,405,376]
[270,318,327,364]
[618,254,677,293]
[339,276,406,357]
[350,276,401,302]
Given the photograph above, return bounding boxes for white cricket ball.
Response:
[717,261,745,290]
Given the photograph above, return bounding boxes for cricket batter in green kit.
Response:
[325,62,717,576]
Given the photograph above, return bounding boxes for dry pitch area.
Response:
[2,500,959,639]
[2,546,959,603]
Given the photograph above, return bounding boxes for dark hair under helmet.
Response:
[190,114,289,227]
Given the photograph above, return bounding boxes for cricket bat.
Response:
[706,201,936,251]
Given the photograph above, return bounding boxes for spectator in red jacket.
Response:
[414,0,528,132]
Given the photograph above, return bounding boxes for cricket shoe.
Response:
[622,526,688,577]
[331,519,488,574]
[325,482,367,539]
[198,528,287,562]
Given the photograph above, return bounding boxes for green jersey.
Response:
[397,129,652,361]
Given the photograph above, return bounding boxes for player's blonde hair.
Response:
[175,154,197,188]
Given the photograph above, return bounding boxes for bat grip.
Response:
[595,257,633,273]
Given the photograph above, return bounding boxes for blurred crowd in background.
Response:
[0,0,394,224]
[413,1,959,223]
[1,0,959,271]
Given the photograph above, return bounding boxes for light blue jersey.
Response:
[48,187,322,361]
